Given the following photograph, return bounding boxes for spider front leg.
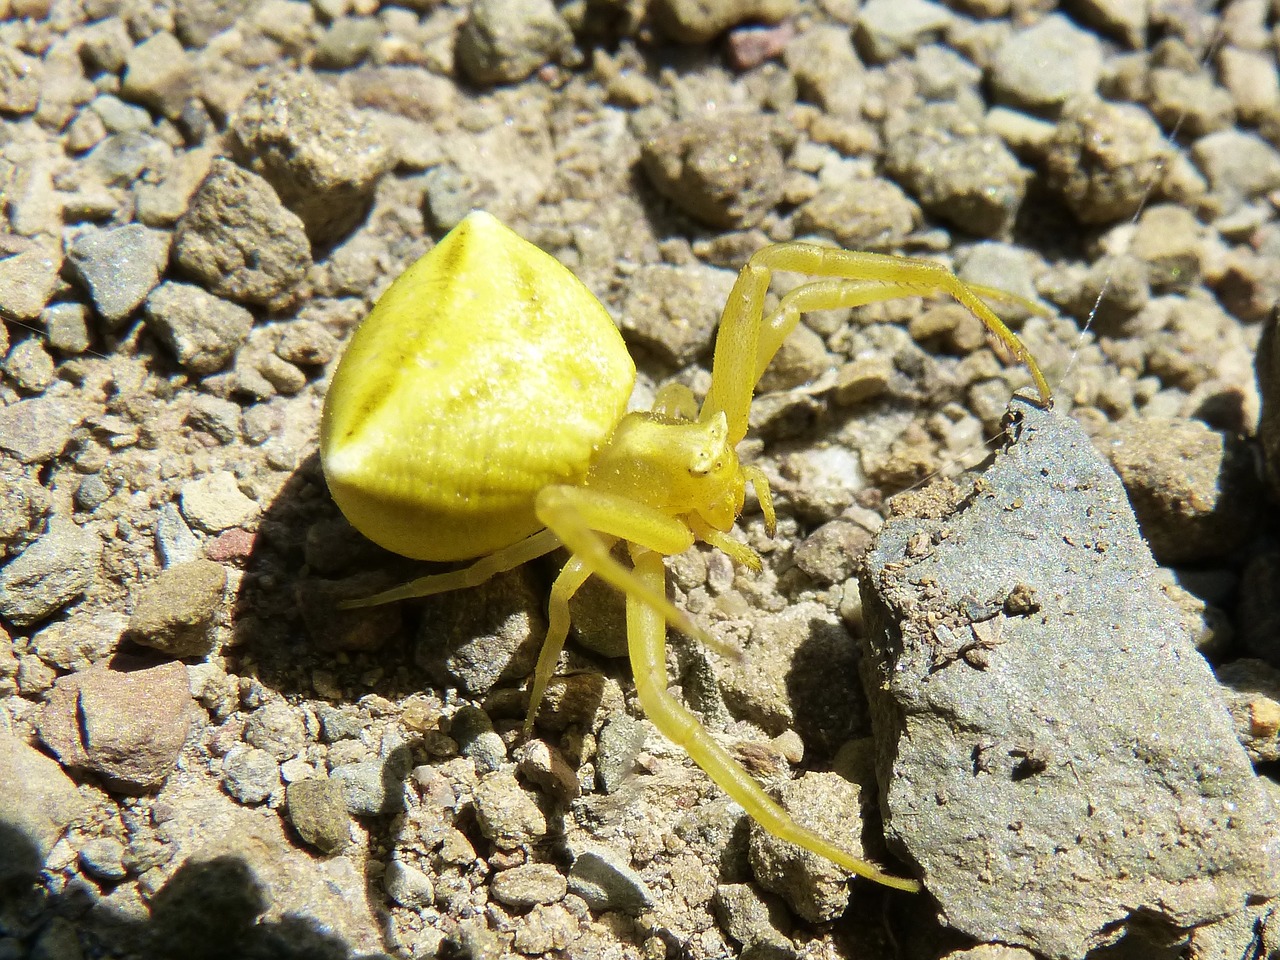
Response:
[625,544,922,892]
[526,484,736,731]
[702,243,1053,444]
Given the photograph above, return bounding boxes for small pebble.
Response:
[179,471,260,534]
[221,747,281,805]
[989,14,1103,115]
[174,159,312,307]
[0,518,101,627]
[127,558,227,658]
[145,282,254,375]
[566,848,653,915]
[0,241,61,321]
[384,859,435,909]
[331,758,406,815]
[78,837,129,881]
[473,769,547,846]
[65,224,170,328]
[491,862,567,908]
[455,0,574,86]
[287,777,350,853]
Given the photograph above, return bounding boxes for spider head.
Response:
[588,410,746,532]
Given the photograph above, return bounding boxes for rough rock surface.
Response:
[859,399,1280,959]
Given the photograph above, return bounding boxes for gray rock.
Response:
[155,503,202,566]
[0,397,81,464]
[78,836,128,881]
[31,612,123,671]
[1042,97,1172,225]
[473,769,547,846]
[0,47,41,114]
[455,0,574,86]
[0,731,85,884]
[89,93,152,133]
[179,471,260,533]
[3,336,54,392]
[594,713,645,794]
[173,0,252,46]
[566,847,653,915]
[1145,63,1235,139]
[618,262,736,366]
[884,103,1027,237]
[747,771,864,922]
[491,862,567,908]
[1191,129,1280,207]
[451,705,507,774]
[642,115,785,230]
[855,0,951,64]
[0,460,47,560]
[314,16,382,70]
[0,518,101,626]
[650,0,794,44]
[331,758,405,815]
[384,859,435,909]
[121,31,196,119]
[1100,418,1258,565]
[244,700,306,761]
[712,883,794,957]
[858,398,1280,959]
[230,73,392,246]
[989,14,1104,116]
[221,747,281,805]
[42,302,92,355]
[415,569,545,696]
[186,394,242,444]
[317,706,364,743]
[173,159,312,306]
[85,131,173,188]
[0,240,62,322]
[286,777,350,853]
[792,520,872,585]
[38,658,191,794]
[127,559,227,658]
[66,224,171,327]
[144,281,254,375]
[794,177,921,252]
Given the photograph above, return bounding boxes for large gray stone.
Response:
[859,399,1280,959]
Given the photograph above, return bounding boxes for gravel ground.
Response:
[1,0,1279,958]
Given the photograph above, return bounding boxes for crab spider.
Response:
[320,211,1051,893]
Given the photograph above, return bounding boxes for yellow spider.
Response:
[319,211,1051,893]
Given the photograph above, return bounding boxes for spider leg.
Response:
[524,553,596,736]
[702,244,1053,444]
[340,528,562,607]
[534,485,706,646]
[625,545,922,892]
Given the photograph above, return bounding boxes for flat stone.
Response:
[66,224,171,327]
[173,158,312,306]
[286,777,350,853]
[989,14,1104,116]
[454,0,574,85]
[858,398,1280,959]
[144,281,253,375]
[0,240,62,322]
[38,657,191,794]
[650,0,794,44]
[566,847,653,915]
[127,559,227,658]
[179,470,260,533]
[121,31,196,119]
[490,862,567,908]
[0,517,101,626]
